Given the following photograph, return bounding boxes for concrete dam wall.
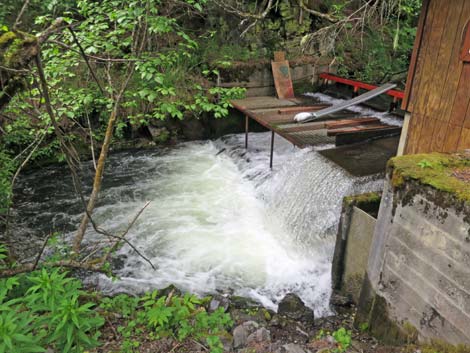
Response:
[332,152,470,345]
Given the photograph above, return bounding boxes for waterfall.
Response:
[12,131,384,317]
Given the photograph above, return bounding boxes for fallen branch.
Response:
[0,260,107,278]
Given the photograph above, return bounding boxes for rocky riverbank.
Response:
[94,287,407,353]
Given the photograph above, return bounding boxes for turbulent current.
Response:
[13,131,384,317]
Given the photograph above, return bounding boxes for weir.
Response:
[12,128,384,316]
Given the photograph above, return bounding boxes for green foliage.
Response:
[0,268,104,353]
[106,290,233,353]
[359,322,369,332]
[336,0,422,84]
[417,159,433,169]
[0,150,14,214]
[332,327,352,353]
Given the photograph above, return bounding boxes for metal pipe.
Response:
[270,131,275,169]
[245,115,249,149]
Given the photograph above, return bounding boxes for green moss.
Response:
[343,192,381,217]
[0,30,37,68]
[388,152,470,202]
[344,192,381,206]
[0,31,17,48]
[405,340,470,353]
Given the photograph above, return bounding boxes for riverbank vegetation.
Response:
[0,0,427,352]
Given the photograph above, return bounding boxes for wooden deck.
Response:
[231,96,400,149]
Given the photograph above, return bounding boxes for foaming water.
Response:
[12,132,384,316]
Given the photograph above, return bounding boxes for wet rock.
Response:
[159,284,181,298]
[209,295,230,312]
[278,293,314,324]
[148,126,170,143]
[233,321,259,349]
[330,293,353,308]
[275,343,309,353]
[230,295,262,309]
[247,327,271,346]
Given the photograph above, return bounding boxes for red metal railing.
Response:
[319,73,405,100]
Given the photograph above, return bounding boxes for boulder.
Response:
[209,295,230,313]
[247,327,271,346]
[277,293,314,325]
[233,321,259,349]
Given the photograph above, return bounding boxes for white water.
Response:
[69,132,385,317]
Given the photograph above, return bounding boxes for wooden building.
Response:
[398,0,470,154]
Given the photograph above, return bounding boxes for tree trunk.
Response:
[72,103,119,253]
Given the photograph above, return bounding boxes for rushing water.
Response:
[11,129,384,317]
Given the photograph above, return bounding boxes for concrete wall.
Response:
[218,57,333,97]
[341,207,376,303]
[332,193,381,303]
[363,160,470,345]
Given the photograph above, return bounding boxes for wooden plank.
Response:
[413,0,450,116]
[325,117,380,129]
[405,113,423,154]
[273,51,286,62]
[407,0,439,112]
[442,123,463,152]
[449,64,470,127]
[424,0,465,119]
[278,122,326,133]
[457,127,470,149]
[278,104,330,114]
[402,0,431,110]
[435,0,470,122]
[458,127,470,149]
[417,117,437,153]
[460,21,470,62]
[327,124,397,136]
[430,120,448,152]
[271,60,295,99]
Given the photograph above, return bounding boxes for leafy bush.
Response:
[332,327,352,353]
[101,290,233,353]
[0,268,104,353]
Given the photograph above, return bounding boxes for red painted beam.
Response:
[319,73,405,100]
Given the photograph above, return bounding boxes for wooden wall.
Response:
[402,0,470,154]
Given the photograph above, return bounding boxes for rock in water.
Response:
[277,293,314,324]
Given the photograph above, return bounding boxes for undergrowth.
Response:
[0,255,232,353]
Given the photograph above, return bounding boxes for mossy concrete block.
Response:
[331,193,381,304]
[365,151,470,345]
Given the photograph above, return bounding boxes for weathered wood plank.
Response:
[430,120,448,152]
[442,123,463,152]
[413,0,450,115]
[458,127,470,149]
[277,104,330,114]
[424,0,465,119]
[407,0,439,112]
[327,124,397,136]
[417,117,437,153]
[449,64,470,127]
[436,1,470,123]
[402,0,431,110]
[325,117,380,129]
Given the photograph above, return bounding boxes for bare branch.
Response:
[13,0,31,29]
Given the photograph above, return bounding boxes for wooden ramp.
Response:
[231,95,401,168]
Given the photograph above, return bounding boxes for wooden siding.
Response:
[403,0,470,154]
